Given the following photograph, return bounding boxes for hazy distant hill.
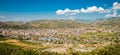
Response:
[0,17,120,29]
[0,20,90,29]
[0,22,31,29]
[94,17,120,29]
[26,20,90,28]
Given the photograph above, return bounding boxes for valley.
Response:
[0,17,120,55]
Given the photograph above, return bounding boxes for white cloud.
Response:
[71,9,80,13]
[105,14,115,17]
[64,8,71,13]
[80,6,106,13]
[82,6,98,13]
[56,6,107,15]
[56,6,107,20]
[56,10,65,15]
[56,8,80,15]
[105,2,120,17]
[113,2,120,10]
[70,13,76,15]
[56,2,120,19]
[112,2,120,17]
[80,8,87,13]
[98,7,106,13]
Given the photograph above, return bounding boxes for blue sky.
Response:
[0,0,120,22]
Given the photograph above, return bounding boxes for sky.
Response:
[0,0,120,22]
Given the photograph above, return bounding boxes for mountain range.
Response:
[0,17,120,29]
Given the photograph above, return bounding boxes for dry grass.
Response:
[0,39,36,48]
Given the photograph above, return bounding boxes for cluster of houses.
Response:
[0,28,120,44]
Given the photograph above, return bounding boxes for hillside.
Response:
[1,17,120,29]
[0,22,31,29]
[27,20,90,28]
[93,17,120,29]
[0,20,90,29]
[0,18,120,55]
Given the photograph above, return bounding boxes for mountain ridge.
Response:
[0,17,120,29]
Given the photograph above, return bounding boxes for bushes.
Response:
[91,44,120,55]
[0,43,120,55]
[0,43,39,55]
[64,44,120,55]
[0,35,8,41]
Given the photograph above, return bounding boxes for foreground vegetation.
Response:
[0,43,41,55]
[0,42,120,55]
